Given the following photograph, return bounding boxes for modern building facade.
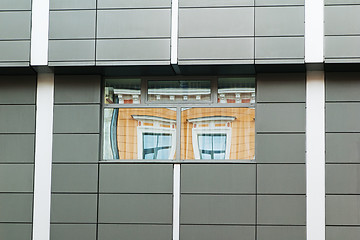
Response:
[0,0,359,240]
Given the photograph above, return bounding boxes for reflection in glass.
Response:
[103,108,176,160]
[181,108,255,160]
[148,80,211,102]
[218,78,255,104]
[104,79,141,104]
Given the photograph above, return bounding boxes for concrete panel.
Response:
[0,224,32,240]
[97,9,170,38]
[180,0,254,7]
[180,225,255,240]
[255,37,304,59]
[97,0,171,8]
[50,0,96,10]
[49,40,95,62]
[98,224,172,240]
[257,226,306,240]
[0,41,30,62]
[53,105,100,134]
[0,105,35,133]
[325,6,360,35]
[255,7,304,36]
[50,224,96,240]
[0,134,34,163]
[256,103,305,133]
[326,133,360,163]
[178,38,254,60]
[326,72,360,101]
[257,73,306,102]
[326,103,360,132]
[99,164,173,193]
[257,164,306,194]
[98,194,172,223]
[0,164,33,192]
[256,0,304,5]
[181,195,256,224]
[54,75,101,104]
[327,227,360,240]
[0,76,36,104]
[52,164,98,193]
[181,164,256,194]
[325,36,360,59]
[256,134,305,163]
[96,39,170,61]
[0,194,33,222]
[0,0,31,10]
[179,8,254,37]
[0,12,31,39]
[51,194,97,223]
[326,164,360,194]
[53,134,99,163]
[257,195,306,225]
[326,195,360,225]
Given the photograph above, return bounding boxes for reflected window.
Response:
[143,133,172,159]
[218,78,255,104]
[105,79,141,104]
[198,134,227,159]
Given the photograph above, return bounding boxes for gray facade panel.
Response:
[0,0,31,10]
[50,0,96,10]
[53,105,100,134]
[51,164,98,193]
[326,164,360,194]
[326,103,360,132]
[97,9,171,38]
[0,41,30,62]
[54,75,101,104]
[0,164,33,192]
[255,0,304,6]
[0,76,36,104]
[255,7,304,36]
[255,37,304,59]
[179,8,254,37]
[326,133,360,163]
[325,36,360,59]
[257,164,306,194]
[180,225,255,240]
[181,195,256,224]
[53,134,99,163]
[96,39,170,61]
[0,135,34,163]
[257,195,306,225]
[98,194,172,224]
[326,72,360,102]
[326,195,360,225]
[257,226,306,240]
[0,105,35,133]
[257,73,306,102]
[256,103,305,133]
[0,12,31,40]
[98,224,172,240]
[49,11,96,39]
[256,134,305,163]
[0,224,32,240]
[180,0,253,7]
[51,194,97,223]
[325,0,360,4]
[49,40,95,62]
[99,164,172,193]
[0,194,33,222]
[178,38,254,60]
[50,224,96,240]
[97,0,171,8]
[181,164,256,194]
[325,6,360,35]
[327,227,360,240]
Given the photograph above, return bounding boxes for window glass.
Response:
[105,79,141,104]
[218,78,255,104]
[148,80,211,102]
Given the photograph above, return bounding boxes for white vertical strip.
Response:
[31,0,50,65]
[33,73,55,240]
[171,0,179,65]
[305,0,324,63]
[306,71,325,240]
[173,164,180,240]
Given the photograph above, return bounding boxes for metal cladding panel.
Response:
[179,0,254,7]
[0,41,30,62]
[0,224,32,240]
[325,36,360,59]
[49,40,96,62]
[257,226,306,240]
[50,224,96,240]
[50,0,96,10]
[0,135,34,163]
[326,72,360,102]
[0,0,31,10]
[98,224,172,240]
[51,164,98,193]
[325,6,360,35]
[180,225,255,240]
[97,9,171,38]
[326,103,360,132]
[255,37,304,60]
[326,133,360,163]
[97,0,171,8]
[0,76,36,104]
[0,164,33,192]
[0,194,33,222]
[326,227,360,240]
[326,164,360,194]
[0,12,31,40]
[326,195,360,225]
[255,0,304,6]
[51,194,98,223]
[0,105,35,133]
[181,164,256,194]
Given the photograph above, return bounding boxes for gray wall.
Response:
[0,75,36,240]
[325,72,360,240]
[0,0,32,66]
